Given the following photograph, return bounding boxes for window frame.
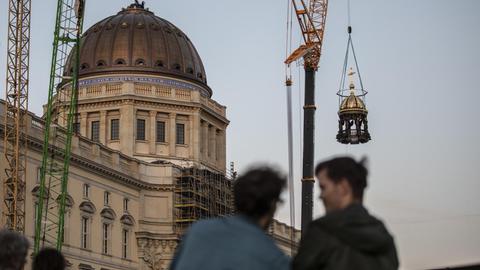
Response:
[81,216,89,249]
[110,119,120,140]
[83,184,90,199]
[156,120,166,143]
[104,191,110,206]
[91,121,100,142]
[102,223,111,255]
[136,119,146,141]
[123,198,129,212]
[176,123,185,145]
[122,228,129,259]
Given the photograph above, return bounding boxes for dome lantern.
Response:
[336,67,371,144]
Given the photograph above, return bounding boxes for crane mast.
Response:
[34,0,85,252]
[286,0,328,233]
[2,0,32,233]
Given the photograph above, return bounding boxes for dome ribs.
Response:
[66,7,209,90]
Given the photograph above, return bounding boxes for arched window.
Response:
[114,58,126,65]
[79,200,96,250]
[96,60,106,67]
[120,213,135,227]
[100,207,116,255]
[135,59,146,66]
[100,207,116,221]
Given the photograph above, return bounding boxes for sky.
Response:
[1,0,479,269]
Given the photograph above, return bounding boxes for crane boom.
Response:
[285,0,328,233]
[286,0,328,69]
[34,0,85,252]
[2,0,32,233]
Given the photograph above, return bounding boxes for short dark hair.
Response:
[315,156,368,200]
[233,166,286,220]
[33,248,66,270]
[0,229,29,270]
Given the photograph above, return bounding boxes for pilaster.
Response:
[169,113,176,156]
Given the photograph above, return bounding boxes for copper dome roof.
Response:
[65,4,208,89]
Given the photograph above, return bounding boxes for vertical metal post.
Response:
[34,0,85,253]
[285,79,296,254]
[301,66,316,233]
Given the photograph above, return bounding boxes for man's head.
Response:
[234,166,286,230]
[315,156,368,213]
[33,248,66,270]
[0,229,30,270]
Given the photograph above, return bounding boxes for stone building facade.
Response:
[0,3,300,270]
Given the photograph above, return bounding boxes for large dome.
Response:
[65,3,208,87]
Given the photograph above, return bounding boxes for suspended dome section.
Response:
[64,3,210,95]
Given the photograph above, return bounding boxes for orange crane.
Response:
[285,0,328,233]
[2,0,32,233]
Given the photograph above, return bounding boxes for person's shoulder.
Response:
[189,217,226,231]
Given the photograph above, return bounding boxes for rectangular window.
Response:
[73,122,80,134]
[122,229,129,259]
[110,119,119,140]
[36,167,42,183]
[91,121,100,142]
[176,123,185,145]
[104,191,110,205]
[81,217,89,249]
[156,121,166,143]
[83,184,90,198]
[123,198,129,212]
[136,119,145,140]
[102,223,110,254]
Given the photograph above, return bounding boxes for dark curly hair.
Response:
[33,248,66,270]
[233,166,286,220]
[0,229,29,270]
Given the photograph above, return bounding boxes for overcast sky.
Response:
[1,0,479,269]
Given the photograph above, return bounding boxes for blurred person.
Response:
[0,229,30,270]
[171,166,290,270]
[32,247,66,270]
[293,156,399,270]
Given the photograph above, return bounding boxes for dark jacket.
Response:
[171,215,290,270]
[293,204,399,270]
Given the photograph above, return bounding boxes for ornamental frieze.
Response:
[74,75,210,97]
[137,238,178,270]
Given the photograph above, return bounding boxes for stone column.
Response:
[191,113,200,160]
[220,130,227,171]
[209,125,216,162]
[149,111,157,155]
[99,111,107,144]
[169,113,176,157]
[120,102,134,156]
[201,120,208,161]
[216,130,224,169]
[80,112,87,137]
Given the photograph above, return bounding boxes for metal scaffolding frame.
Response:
[2,0,32,233]
[174,166,234,234]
